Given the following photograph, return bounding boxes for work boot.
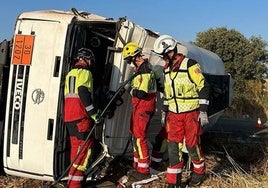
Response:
[188,172,205,186]
[168,182,190,188]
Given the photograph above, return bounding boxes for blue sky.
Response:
[1,0,268,43]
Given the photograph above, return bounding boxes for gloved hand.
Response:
[161,111,167,127]
[198,111,209,127]
[91,113,101,124]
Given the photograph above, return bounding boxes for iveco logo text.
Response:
[32,89,45,104]
[14,79,23,110]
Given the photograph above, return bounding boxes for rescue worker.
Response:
[122,42,162,179]
[153,35,210,187]
[64,48,99,188]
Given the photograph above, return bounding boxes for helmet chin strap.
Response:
[129,63,135,68]
[163,53,175,68]
[167,58,173,67]
[81,57,92,70]
[131,56,138,68]
[167,47,178,67]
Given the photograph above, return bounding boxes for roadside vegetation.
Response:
[201,136,268,188]
[194,27,268,120]
[194,27,268,187]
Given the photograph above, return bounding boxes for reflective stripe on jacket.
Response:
[64,67,93,122]
[131,61,159,110]
[164,57,207,113]
[132,71,157,94]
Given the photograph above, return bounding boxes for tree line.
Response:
[194,27,268,119]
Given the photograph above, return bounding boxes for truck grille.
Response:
[7,64,30,159]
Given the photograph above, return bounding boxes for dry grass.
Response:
[0,143,267,188]
[0,176,50,188]
[0,152,267,188]
[202,153,268,188]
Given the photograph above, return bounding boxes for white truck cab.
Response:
[0,8,233,182]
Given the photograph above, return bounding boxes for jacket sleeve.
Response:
[78,86,96,116]
[77,70,96,116]
[131,88,147,99]
[187,59,210,112]
[131,74,149,99]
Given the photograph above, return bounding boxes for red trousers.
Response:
[66,118,94,188]
[130,106,154,174]
[165,110,205,185]
[166,110,203,145]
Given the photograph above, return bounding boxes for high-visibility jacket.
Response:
[130,60,161,174]
[163,57,209,113]
[64,62,95,122]
[131,61,161,110]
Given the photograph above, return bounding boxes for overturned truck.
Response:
[0,9,233,182]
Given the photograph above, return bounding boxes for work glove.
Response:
[91,113,101,124]
[161,111,167,127]
[198,111,209,127]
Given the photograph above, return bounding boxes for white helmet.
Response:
[153,35,177,56]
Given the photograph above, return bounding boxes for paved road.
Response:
[203,117,268,143]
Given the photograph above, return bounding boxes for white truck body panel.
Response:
[177,41,225,75]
